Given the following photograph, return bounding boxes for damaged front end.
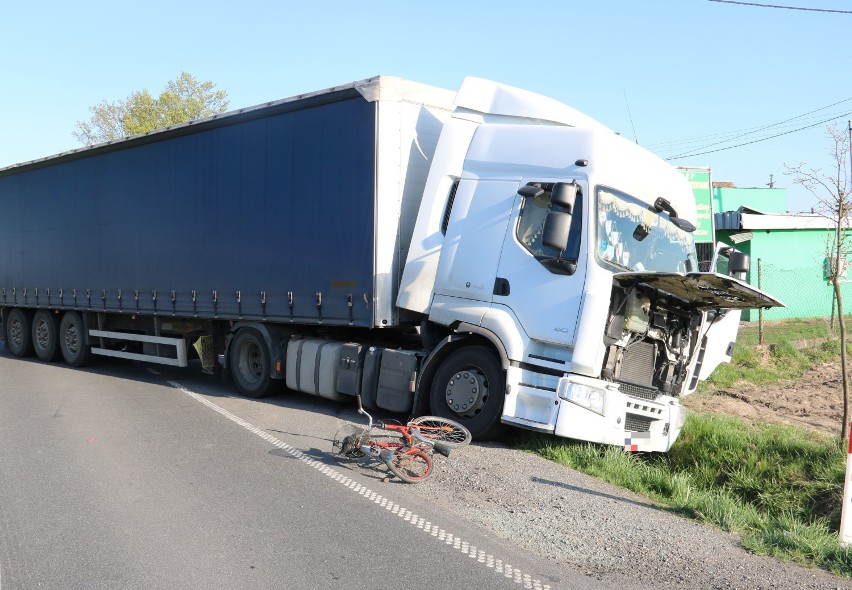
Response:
[593,271,784,449]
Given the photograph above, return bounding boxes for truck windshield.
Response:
[595,186,698,273]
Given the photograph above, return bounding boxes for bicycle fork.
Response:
[359,444,396,465]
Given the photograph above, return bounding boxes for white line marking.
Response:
[166,379,552,589]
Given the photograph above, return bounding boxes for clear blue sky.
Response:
[3,0,851,213]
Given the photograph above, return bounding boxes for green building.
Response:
[712,184,849,321]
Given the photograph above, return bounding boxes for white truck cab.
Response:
[399,78,782,451]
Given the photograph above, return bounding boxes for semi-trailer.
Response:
[0,76,782,451]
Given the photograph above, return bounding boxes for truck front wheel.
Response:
[429,346,505,440]
[6,308,34,357]
[229,328,274,398]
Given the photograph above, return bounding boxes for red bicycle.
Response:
[333,397,471,484]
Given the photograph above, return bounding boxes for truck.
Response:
[0,76,783,451]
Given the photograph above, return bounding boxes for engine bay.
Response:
[601,281,702,399]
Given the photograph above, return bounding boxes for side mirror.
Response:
[551,182,577,213]
[729,251,749,280]
[517,185,545,199]
[671,217,697,233]
[542,211,572,252]
[654,196,696,233]
[653,197,678,218]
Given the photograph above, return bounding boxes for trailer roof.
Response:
[0,76,455,176]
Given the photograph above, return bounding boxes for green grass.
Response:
[514,317,852,576]
[702,338,839,389]
[736,316,840,347]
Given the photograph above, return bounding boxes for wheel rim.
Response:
[64,324,80,354]
[392,451,431,480]
[411,418,470,446]
[35,319,50,350]
[237,340,264,385]
[444,367,489,419]
[9,318,23,348]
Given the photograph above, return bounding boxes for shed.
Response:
[714,207,849,320]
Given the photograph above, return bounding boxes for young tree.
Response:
[786,122,852,440]
[73,72,229,145]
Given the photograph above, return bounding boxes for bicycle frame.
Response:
[357,395,449,455]
[331,393,468,483]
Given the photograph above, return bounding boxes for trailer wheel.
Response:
[229,328,274,398]
[6,308,34,357]
[59,311,92,367]
[428,346,506,440]
[32,310,61,362]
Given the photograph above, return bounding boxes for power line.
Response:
[658,97,852,158]
[664,112,852,160]
[648,110,852,151]
[643,111,846,151]
[708,0,852,13]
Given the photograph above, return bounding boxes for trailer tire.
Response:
[429,346,506,441]
[229,328,274,398]
[6,308,35,358]
[32,310,61,362]
[59,311,92,367]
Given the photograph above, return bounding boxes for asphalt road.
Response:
[0,347,605,590]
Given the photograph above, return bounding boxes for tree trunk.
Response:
[838,270,849,442]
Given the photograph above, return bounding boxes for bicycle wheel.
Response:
[409,416,472,448]
[387,447,432,484]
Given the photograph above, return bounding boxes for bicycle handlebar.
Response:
[432,441,452,457]
[356,393,373,430]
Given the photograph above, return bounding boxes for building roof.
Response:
[715,207,838,231]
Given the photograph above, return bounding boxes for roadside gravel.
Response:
[405,440,850,590]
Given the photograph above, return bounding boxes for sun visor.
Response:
[614,272,785,311]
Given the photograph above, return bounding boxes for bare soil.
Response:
[684,353,847,438]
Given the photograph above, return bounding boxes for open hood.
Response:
[614,271,785,311]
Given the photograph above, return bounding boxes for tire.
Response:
[409,416,472,448]
[32,309,61,362]
[429,346,506,441]
[229,328,274,398]
[387,447,432,483]
[59,311,92,367]
[5,308,34,358]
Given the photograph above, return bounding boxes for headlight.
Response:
[557,380,606,415]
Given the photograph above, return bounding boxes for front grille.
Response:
[618,381,658,401]
[620,341,656,387]
[625,413,653,432]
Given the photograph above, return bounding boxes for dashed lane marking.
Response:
[164,378,552,590]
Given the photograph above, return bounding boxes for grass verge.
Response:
[514,413,852,577]
[703,338,839,389]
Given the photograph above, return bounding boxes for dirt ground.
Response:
[684,354,848,438]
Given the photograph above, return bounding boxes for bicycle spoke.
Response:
[409,416,472,448]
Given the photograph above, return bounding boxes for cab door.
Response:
[432,179,515,306]
[491,180,587,350]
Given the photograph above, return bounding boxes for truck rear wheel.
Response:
[6,308,34,357]
[428,346,506,440]
[32,309,61,362]
[229,328,274,398]
[59,311,92,367]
